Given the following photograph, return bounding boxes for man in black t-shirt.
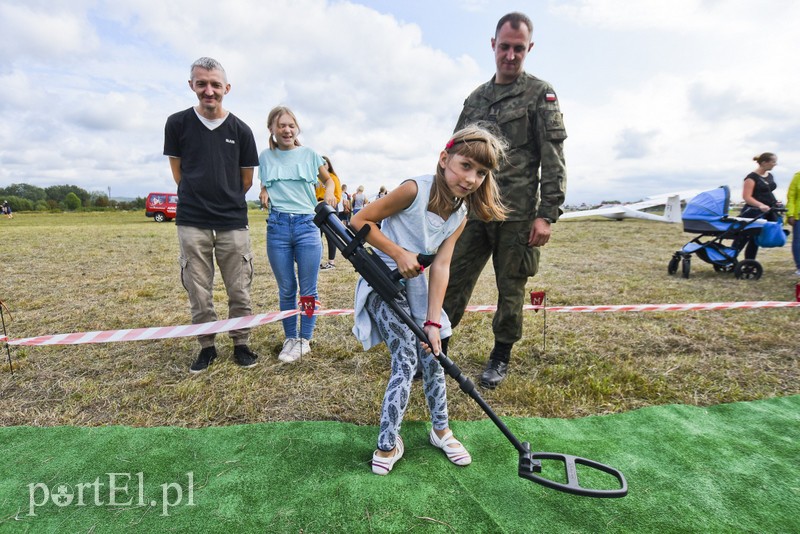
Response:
[164,57,260,373]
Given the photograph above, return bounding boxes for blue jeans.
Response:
[266,211,321,339]
[793,219,800,269]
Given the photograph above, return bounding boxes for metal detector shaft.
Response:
[313,203,627,498]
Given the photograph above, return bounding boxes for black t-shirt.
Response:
[744,172,778,208]
[164,108,259,230]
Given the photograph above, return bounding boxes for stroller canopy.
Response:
[682,186,731,233]
[683,186,729,221]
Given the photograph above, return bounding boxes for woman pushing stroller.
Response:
[736,152,783,260]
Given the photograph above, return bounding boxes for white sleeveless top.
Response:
[352,175,467,350]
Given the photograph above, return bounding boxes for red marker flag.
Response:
[530,291,546,312]
[299,296,318,318]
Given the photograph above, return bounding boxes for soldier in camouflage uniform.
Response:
[442,12,567,389]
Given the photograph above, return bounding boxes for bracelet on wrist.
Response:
[423,320,442,329]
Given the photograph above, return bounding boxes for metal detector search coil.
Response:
[314,202,627,498]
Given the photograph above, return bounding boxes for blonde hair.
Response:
[267,106,302,150]
[431,125,508,221]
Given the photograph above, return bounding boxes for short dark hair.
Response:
[495,12,533,38]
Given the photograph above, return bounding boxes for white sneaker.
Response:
[298,338,311,356]
[278,338,299,363]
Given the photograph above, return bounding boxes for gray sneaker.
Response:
[278,338,300,363]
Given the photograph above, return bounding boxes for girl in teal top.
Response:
[259,106,335,363]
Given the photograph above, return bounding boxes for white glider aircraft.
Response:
[560,191,698,223]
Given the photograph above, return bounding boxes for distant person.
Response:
[163,56,260,373]
[339,183,352,224]
[2,200,12,219]
[352,185,368,215]
[737,152,781,260]
[786,170,800,276]
[259,106,336,363]
[375,186,390,228]
[351,125,507,475]
[442,12,567,389]
[316,155,343,270]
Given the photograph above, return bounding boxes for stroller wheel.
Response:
[734,259,763,280]
[668,254,680,275]
[681,256,691,279]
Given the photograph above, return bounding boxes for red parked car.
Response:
[145,192,178,222]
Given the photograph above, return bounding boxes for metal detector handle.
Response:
[518,445,628,498]
[389,254,437,282]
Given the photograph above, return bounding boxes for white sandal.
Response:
[429,429,472,466]
[371,436,404,475]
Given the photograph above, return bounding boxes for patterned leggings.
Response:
[366,292,449,452]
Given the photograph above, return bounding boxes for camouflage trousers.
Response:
[443,219,540,345]
[365,292,448,452]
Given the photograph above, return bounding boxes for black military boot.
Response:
[479,342,512,389]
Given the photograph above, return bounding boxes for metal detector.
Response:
[314,203,627,498]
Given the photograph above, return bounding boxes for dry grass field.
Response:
[0,210,797,428]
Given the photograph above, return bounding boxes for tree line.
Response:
[0,183,146,212]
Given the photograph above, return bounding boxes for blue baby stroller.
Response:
[668,186,786,280]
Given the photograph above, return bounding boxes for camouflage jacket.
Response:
[456,72,567,222]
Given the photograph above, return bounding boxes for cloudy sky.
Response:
[1,0,798,205]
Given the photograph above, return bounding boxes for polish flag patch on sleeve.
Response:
[545,93,557,102]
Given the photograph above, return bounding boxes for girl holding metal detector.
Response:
[351,125,507,475]
[258,106,336,363]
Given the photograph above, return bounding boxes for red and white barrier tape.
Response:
[2,301,798,347]
[8,310,295,346]
[522,301,800,313]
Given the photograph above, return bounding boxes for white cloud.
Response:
[549,0,800,203]
[0,1,100,62]
[553,0,790,33]
[0,0,484,199]
[1,0,798,205]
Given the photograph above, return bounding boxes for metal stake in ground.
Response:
[530,290,547,356]
[314,202,627,498]
[1,300,13,374]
